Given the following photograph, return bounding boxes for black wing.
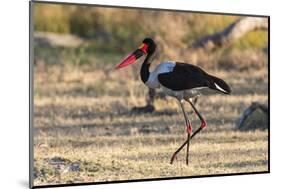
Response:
[158,63,209,91]
[158,62,231,94]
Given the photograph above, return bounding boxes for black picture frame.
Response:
[29,1,270,188]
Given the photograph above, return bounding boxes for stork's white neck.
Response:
[145,61,176,89]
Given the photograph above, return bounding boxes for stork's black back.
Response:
[158,62,231,94]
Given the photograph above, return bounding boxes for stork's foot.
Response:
[170,153,178,164]
[131,104,155,114]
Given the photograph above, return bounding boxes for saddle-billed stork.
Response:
[116,38,231,165]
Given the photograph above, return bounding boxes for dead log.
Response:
[193,17,268,49]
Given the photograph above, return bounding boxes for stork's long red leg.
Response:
[170,100,192,165]
[170,99,207,164]
[187,99,207,139]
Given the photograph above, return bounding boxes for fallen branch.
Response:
[193,17,268,49]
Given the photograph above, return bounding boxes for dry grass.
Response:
[33,64,268,186]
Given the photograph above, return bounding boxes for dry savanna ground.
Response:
[33,64,268,186]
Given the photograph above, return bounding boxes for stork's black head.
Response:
[115,37,156,69]
[142,38,156,54]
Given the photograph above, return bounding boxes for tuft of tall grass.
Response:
[34,3,268,53]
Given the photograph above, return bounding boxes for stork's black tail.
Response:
[207,75,232,94]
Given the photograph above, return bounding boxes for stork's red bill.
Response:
[115,43,148,69]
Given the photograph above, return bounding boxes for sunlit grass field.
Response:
[33,62,268,186]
